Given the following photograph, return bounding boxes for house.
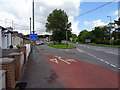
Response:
[0,26,12,49]
[12,31,30,47]
[12,31,23,47]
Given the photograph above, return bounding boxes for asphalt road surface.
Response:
[22,43,119,88]
[38,43,119,72]
[70,43,119,72]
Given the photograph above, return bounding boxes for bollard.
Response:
[9,53,21,82]
[0,58,15,89]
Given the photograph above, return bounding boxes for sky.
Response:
[0,0,119,35]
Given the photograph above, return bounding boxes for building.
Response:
[0,26,12,49]
[12,31,23,47]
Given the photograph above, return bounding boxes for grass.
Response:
[76,42,120,48]
[86,43,120,48]
[48,43,76,49]
[69,41,120,48]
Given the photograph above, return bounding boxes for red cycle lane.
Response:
[46,56,118,88]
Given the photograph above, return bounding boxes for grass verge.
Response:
[87,43,120,47]
[77,42,120,48]
[48,43,76,49]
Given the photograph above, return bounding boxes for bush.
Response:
[113,39,120,45]
[9,45,13,48]
[16,45,22,49]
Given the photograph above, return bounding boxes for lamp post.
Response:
[107,16,112,45]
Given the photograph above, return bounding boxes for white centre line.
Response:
[104,61,109,64]
[76,48,118,69]
[110,64,117,68]
[100,59,104,61]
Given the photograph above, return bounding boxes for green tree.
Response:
[78,30,88,43]
[45,9,72,44]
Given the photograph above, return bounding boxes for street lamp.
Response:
[107,16,112,45]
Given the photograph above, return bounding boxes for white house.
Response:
[0,26,12,49]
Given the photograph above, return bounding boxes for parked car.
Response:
[37,43,44,45]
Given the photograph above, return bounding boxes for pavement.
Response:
[22,44,119,89]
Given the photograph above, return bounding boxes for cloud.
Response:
[0,0,81,35]
[113,10,118,16]
[84,19,107,28]
[69,17,80,36]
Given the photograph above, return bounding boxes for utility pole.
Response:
[30,17,31,34]
[66,30,68,47]
[12,21,14,30]
[32,0,35,61]
[107,16,112,45]
[32,0,35,34]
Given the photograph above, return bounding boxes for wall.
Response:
[2,34,7,49]
[8,33,11,47]
[25,44,31,61]
[20,52,24,68]
[0,27,2,49]
[2,49,20,58]
[0,70,6,90]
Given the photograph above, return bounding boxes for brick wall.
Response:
[9,53,21,82]
[0,58,15,89]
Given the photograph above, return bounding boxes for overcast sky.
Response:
[0,0,119,35]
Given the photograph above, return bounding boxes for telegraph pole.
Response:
[107,16,112,45]
[33,0,34,34]
[30,17,31,34]
[12,21,14,30]
[32,0,35,61]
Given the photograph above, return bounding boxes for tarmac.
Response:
[21,46,65,88]
[21,45,118,89]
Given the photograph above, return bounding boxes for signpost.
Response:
[30,34,37,61]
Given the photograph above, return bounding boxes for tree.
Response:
[78,30,88,43]
[45,9,72,44]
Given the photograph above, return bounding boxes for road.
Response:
[22,43,119,88]
[37,43,119,72]
[70,43,119,72]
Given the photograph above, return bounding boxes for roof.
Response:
[0,26,30,40]
[0,26,13,33]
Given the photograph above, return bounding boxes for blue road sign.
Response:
[30,34,38,40]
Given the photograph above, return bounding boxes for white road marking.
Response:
[104,61,109,64]
[97,58,100,60]
[66,59,77,62]
[93,56,96,58]
[100,59,104,61]
[76,48,84,52]
[50,59,58,64]
[76,48,118,69]
[110,64,117,68]
[58,57,71,64]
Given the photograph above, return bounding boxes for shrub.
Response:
[113,39,120,45]
[10,45,13,48]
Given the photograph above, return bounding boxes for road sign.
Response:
[30,34,38,40]
[85,39,91,43]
